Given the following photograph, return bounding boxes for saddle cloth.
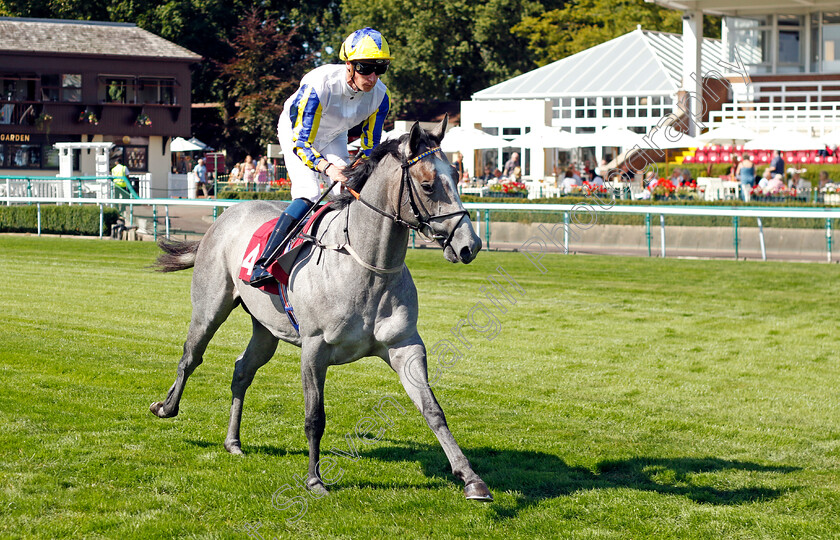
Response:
[238,203,334,295]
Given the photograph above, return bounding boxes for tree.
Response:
[335,0,548,116]
[217,9,313,158]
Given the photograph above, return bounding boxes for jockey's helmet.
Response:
[339,27,392,64]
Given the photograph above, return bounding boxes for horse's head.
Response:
[395,115,482,264]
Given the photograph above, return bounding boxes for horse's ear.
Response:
[429,113,448,144]
[406,121,422,156]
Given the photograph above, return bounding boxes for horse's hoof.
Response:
[224,440,245,456]
[149,401,178,418]
[464,480,493,501]
[306,477,329,498]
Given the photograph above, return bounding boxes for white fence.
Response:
[1,195,838,262]
[0,175,151,203]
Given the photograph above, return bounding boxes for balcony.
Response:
[0,99,184,136]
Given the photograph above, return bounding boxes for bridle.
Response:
[347,146,468,249]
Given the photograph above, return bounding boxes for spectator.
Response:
[669,167,682,184]
[502,152,520,179]
[736,153,755,202]
[590,167,605,187]
[766,173,786,194]
[194,158,208,198]
[242,155,255,184]
[479,164,494,184]
[680,168,693,186]
[111,158,129,194]
[770,150,785,177]
[561,170,578,194]
[452,152,466,180]
[255,156,269,190]
[758,168,772,191]
[787,168,807,191]
[229,162,242,183]
[819,170,831,189]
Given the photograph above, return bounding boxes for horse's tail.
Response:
[154,238,200,272]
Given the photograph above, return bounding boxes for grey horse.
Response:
[150,117,492,501]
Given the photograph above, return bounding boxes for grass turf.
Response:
[0,235,838,539]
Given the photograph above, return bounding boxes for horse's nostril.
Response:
[459,246,473,262]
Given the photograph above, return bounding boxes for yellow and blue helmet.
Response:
[339,27,393,63]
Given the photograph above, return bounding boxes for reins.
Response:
[348,146,468,248]
[312,144,468,275]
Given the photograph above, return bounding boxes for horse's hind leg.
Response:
[150,282,236,418]
[386,337,493,501]
[224,318,279,455]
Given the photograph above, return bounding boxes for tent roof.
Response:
[472,28,722,100]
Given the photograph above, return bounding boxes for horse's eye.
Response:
[420,182,435,194]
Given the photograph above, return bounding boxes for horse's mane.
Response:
[330,137,403,210]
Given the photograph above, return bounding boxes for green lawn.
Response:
[1,236,839,539]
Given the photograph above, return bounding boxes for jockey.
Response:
[249,27,392,287]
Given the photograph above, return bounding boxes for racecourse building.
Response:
[460,28,724,178]
[0,17,200,196]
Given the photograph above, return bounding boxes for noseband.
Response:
[350,146,468,249]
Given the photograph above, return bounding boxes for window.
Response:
[726,16,771,73]
[138,78,176,105]
[0,144,42,168]
[40,75,60,102]
[1,76,36,101]
[110,145,148,171]
[105,78,128,103]
[40,74,82,102]
[62,74,82,102]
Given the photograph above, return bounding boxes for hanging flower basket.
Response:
[35,112,53,131]
[135,112,152,127]
[78,110,99,125]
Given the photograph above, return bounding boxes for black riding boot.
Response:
[249,199,313,287]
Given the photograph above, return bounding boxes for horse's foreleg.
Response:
[150,287,235,419]
[224,319,279,455]
[300,339,330,496]
[387,337,492,501]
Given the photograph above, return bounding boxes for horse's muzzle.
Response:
[444,218,481,264]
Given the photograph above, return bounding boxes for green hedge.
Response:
[218,190,291,200]
[0,205,120,235]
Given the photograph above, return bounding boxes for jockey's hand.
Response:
[325,163,348,185]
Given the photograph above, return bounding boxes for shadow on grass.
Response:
[358,443,799,520]
[183,439,308,457]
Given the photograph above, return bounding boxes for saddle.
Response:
[238,203,335,295]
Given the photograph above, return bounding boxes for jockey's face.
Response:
[346,62,379,93]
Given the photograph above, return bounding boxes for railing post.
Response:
[153,205,158,241]
[37,202,41,236]
[165,205,170,239]
[474,210,480,241]
[660,214,666,258]
[827,218,833,263]
[757,217,767,261]
[411,229,416,249]
[99,203,103,239]
[129,204,134,227]
[5,178,9,206]
[733,215,740,260]
[484,209,490,250]
[213,204,218,221]
[564,211,570,254]
[645,213,651,257]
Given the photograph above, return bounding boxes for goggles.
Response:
[352,61,389,76]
